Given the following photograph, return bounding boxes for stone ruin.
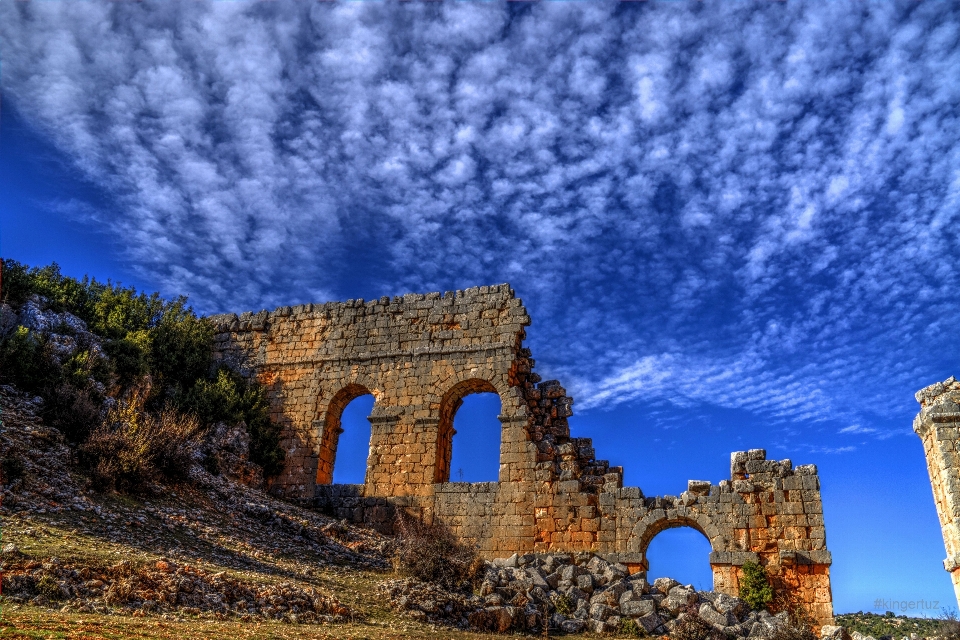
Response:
[210,284,834,626]
[915,376,960,608]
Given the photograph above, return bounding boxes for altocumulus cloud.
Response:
[2,1,959,440]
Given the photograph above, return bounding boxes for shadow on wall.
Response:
[646,526,714,591]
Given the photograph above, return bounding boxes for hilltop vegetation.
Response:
[0,259,284,485]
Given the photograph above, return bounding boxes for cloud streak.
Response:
[2,0,958,444]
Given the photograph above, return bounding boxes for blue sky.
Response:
[2,0,958,614]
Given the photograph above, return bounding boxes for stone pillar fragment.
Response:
[915,376,960,607]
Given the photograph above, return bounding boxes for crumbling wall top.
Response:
[916,376,960,407]
[208,283,529,335]
[915,376,960,434]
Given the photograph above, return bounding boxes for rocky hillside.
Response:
[0,383,389,623]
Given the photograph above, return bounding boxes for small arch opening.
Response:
[332,394,374,484]
[449,393,502,482]
[435,379,502,483]
[645,526,713,591]
[316,384,374,485]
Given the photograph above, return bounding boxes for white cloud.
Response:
[1,0,958,447]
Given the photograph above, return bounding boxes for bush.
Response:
[178,367,284,476]
[392,511,482,589]
[620,617,645,637]
[103,332,152,383]
[36,575,65,600]
[0,326,105,443]
[0,326,50,391]
[81,389,202,492]
[0,259,33,306]
[551,592,573,616]
[147,302,213,399]
[739,561,774,611]
[40,378,104,443]
[937,609,960,640]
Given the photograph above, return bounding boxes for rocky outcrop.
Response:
[199,422,264,489]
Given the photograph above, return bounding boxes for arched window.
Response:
[645,526,713,591]
[316,385,374,485]
[332,394,374,484]
[435,379,502,483]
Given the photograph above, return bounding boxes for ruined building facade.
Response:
[211,285,834,625]
[915,377,960,607]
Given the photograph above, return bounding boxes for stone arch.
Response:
[316,383,375,485]
[632,512,721,572]
[434,378,501,483]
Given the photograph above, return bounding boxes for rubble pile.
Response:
[383,551,792,636]
[1,555,353,623]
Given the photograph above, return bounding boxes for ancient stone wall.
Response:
[211,284,833,626]
[915,377,960,608]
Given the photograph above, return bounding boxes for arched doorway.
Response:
[332,394,374,484]
[317,384,374,485]
[645,526,714,591]
[435,379,502,483]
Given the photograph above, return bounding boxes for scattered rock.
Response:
[821,624,846,640]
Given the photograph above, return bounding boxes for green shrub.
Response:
[178,367,284,476]
[147,302,213,399]
[836,612,950,639]
[0,259,33,306]
[87,283,163,338]
[36,575,65,600]
[551,592,573,616]
[0,326,50,391]
[103,331,152,382]
[0,326,104,442]
[739,561,774,611]
[24,263,93,319]
[242,391,284,477]
[620,616,645,637]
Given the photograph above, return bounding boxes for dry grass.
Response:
[0,514,599,639]
[0,605,497,640]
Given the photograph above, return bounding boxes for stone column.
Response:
[915,376,960,606]
[366,413,402,497]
